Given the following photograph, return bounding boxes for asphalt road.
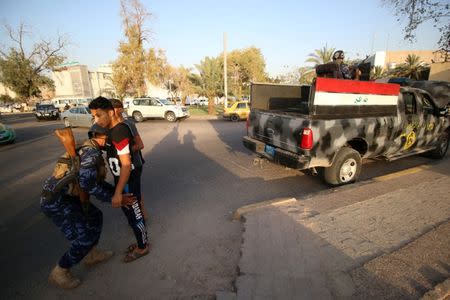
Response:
[0,114,446,299]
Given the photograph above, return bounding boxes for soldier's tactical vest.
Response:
[52,139,107,197]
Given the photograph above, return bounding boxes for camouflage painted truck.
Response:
[243,78,450,186]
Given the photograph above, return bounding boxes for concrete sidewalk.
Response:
[234,175,450,299]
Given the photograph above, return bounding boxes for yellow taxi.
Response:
[223,101,250,122]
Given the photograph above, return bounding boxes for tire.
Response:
[230,114,239,122]
[165,111,176,122]
[64,118,71,127]
[133,111,144,122]
[324,147,362,186]
[429,132,449,159]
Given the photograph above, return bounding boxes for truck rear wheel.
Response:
[324,147,362,186]
[429,133,449,159]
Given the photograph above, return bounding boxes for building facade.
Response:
[51,62,170,100]
[367,50,441,70]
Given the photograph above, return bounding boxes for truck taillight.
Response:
[300,128,313,150]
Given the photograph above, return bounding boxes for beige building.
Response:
[367,50,442,70]
[429,62,450,82]
[52,62,94,98]
[88,65,116,98]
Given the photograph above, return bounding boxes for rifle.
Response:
[54,127,90,204]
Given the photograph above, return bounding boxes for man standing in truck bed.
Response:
[89,97,150,263]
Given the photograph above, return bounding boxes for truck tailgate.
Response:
[248,109,310,154]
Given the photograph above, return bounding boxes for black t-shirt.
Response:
[106,123,136,184]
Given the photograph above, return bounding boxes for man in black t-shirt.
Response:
[89,97,149,263]
[110,98,149,221]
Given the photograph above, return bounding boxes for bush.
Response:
[0,94,13,104]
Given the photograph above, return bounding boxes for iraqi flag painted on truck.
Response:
[311,78,400,118]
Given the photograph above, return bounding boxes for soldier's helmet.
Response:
[88,123,109,139]
[332,50,345,61]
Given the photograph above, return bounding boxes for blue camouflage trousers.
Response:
[41,194,103,269]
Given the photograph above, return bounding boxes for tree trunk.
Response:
[208,94,215,115]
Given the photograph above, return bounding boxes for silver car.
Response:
[60,106,94,127]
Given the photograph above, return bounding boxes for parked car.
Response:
[0,122,16,144]
[0,106,13,113]
[35,103,59,120]
[60,106,94,127]
[128,97,189,122]
[223,101,250,121]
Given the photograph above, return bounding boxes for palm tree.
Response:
[305,45,336,65]
[391,54,428,80]
[195,57,223,114]
[370,66,386,80]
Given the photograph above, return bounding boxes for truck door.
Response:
[397,91,423,153]
[417,91,440,148]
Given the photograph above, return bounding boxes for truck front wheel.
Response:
[429,133,449,159]
[324,147,362,186]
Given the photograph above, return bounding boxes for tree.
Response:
[390,54,429,79]
[370,66,386,80]
[305,45,335,65]
[112,0,151,98]
[223,47,266,98]
[0,23,66,101]
[195,57,223,114]
[145,48,170,86]
[298,67,316,85]
[383,0,450,61]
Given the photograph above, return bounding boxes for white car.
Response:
[128,97,189,122]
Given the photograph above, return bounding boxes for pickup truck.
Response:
[243,78,450,186]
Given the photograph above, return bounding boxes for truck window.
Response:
[421,94,435,115]
[403,92,416,115]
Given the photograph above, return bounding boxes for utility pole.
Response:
[223,32,228,108]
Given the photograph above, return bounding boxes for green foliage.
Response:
[383,0,449,61]
[389,54,429,79]
[195,56,223,114]
[0,94,13,103]
[0,23,65,100]
[370,66,386,80]
[112,0,150,98]
[305,45,336,65]
[224,47,266,98]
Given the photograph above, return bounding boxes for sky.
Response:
[0,0,443,77]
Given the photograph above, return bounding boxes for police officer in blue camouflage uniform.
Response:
[332,50,352,79]
[41,124,136,289]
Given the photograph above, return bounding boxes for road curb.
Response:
[233,197,297,220]
[420,278,450,300]
[233,161,437,221]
